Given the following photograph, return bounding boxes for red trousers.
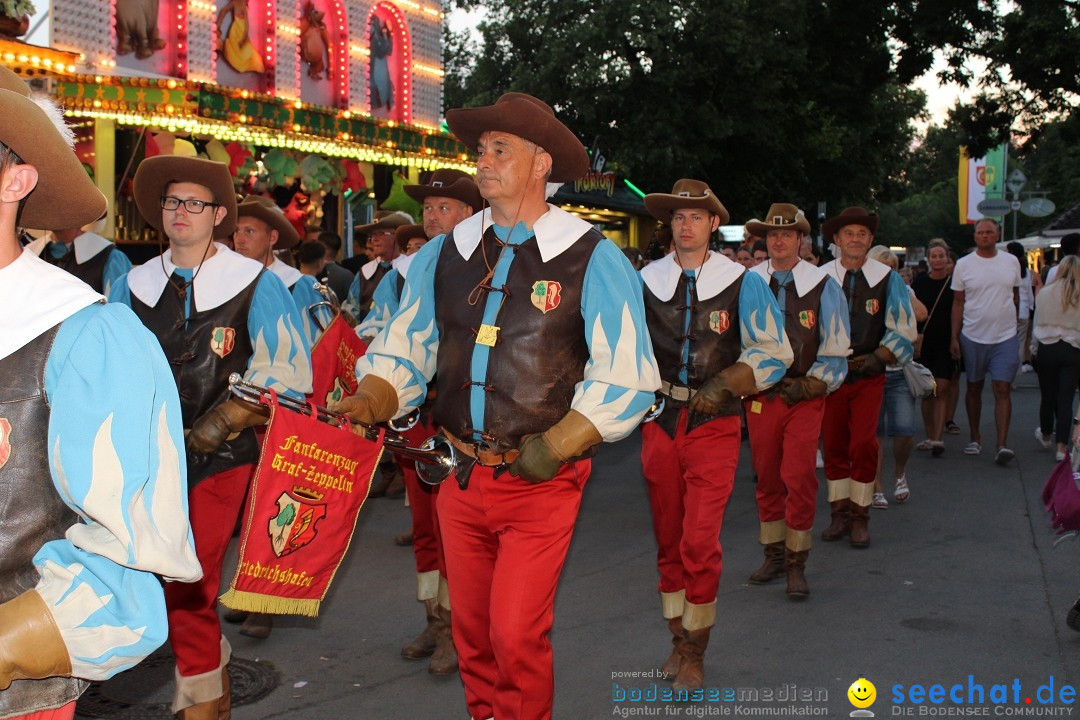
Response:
[641,411,741,604]
[745,393,825,532]
[165,464,252,677]
[823,375,885,487]
[437,461,590,720]
[397,419,444,579]
[12,704,75,720]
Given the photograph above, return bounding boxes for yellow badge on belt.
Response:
[476,324,500,347]
[750,400,763,414]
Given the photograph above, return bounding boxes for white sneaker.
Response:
[1057,450,1068,462]
[1021,363,1035,373]
[816,449,824,469]
[1036,427,1052,449]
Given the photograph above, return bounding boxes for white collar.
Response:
[395,253,415,280]
[127,242,263,311]
[27,231,114,265]
[269,257,303,288]
[640,250,745,301]
[822,256,891,288]
[0,248,103,360]
[360,254,403,280]
[451,204,595,263]
[750,259,828,297]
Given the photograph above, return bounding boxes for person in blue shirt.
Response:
[110,155,312,720]
[337,92,660,720]
[743,204,850,599]
[820,207,916,549]
[341,210,413,323]
[0,65,200,719]
[639,179,792,692]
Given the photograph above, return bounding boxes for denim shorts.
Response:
[959,333,1020,383]
[876,369,917,437]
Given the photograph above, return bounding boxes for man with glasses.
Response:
[819,207,915,548]
[109,156,312,720]
[341,210,413,323]
[639,179,790,691]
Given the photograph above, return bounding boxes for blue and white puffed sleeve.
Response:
[40,302,201,681]
[106,272,132,307]
[737,271,793,391]
[807,276,850,392]
[245,272,313,399]
[881,272,916,365]
[354,239,443,415]
[571,241,660,441]
[102,249,133,298]
[356,269,400,341]
[289,274,330,348]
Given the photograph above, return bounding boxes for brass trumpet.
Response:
[227,374,457,485]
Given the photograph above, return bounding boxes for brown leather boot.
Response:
[221,609,247,624]
[393,530,414,546]
[401,598,440,659]
[672,627,711,692]
[659,617,683,680]
[785,548,810,599]
[821,499,850,541]
[428,605,458,675]
[849,503,870,548]
[369,458,399,497]
[218,666,231,720]
[238,613,272,639]
[176,698,220,720]
[748,541,785,584]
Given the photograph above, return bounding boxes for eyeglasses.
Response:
[160,196,220,213]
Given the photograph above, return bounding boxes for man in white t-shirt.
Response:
[950,218,1022,465]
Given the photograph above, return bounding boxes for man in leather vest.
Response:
[341,209,412,323]
[109,156,313,720]
[26,224,132,295]
[639,179,791,692]
[359,171,481,677]
[743,204,850,599]
[338,92,659,720]
[820,207,915,548]
[0,65,200,720]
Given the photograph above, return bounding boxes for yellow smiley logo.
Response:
[848,678,876,708]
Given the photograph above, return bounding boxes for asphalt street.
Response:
[76,373,1080,719]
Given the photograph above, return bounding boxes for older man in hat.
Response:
[639,179,791,691]
[233,194,327,348]
[819,207,915,548]
[337,92,659,720]
[25,222,132,296]
[341,209,413,322]
[743,204,850,598]
[0,67,200,719]
[109,156,312,719]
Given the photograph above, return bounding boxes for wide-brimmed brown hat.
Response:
[644,179,730,225]
[403,168,483,212]
[236,195,300,249]
[445,92,589,183]
[745,203,811,237]
[395,224,428,251]
[133,156,238,236]
[0,66,106,230]
[354,210,413,234]
[822,206,877,240]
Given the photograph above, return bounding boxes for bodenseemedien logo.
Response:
[849,678,877,717]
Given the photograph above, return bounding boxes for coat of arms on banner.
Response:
[210,326,236,358]
[709,310,730,334]
[0,418,10,470]
[798,309,816,329]
[864,299,880,316]
[269,487,328,558]
[531,280,563,314]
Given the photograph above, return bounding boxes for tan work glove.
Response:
[849,347,894,379]
[778,376,828,407]
[509,410,602,483]
[333,374,400,428]
[0,590,72,690]
[688,362,758,415]
[187,398,269,455]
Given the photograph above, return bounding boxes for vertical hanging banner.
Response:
[220,395,384,616]
[958,144,1006,224]
[307,312,368,407]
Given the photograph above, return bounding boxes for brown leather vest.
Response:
[0,323,89,715]
[644,272,743,433]
[840,269,890,357]
[358,262,392,323]
[770,273,827,378]
[130,273,260,485]
[43,244,113,295]
[432,227,600,455]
